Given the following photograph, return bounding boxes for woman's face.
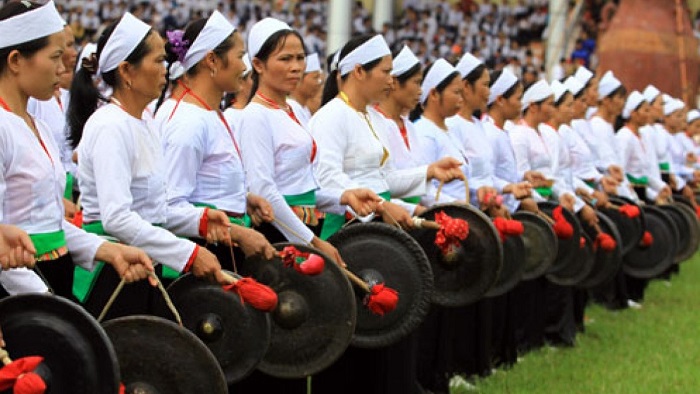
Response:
[501,83,523,120]
[255,33,305,96]
[572,94,587,119]
[15,31,66,101]
[555,93,575,125]
[537,96,555,124]
[585,76,598,106]
[392,72,422,112]
[364,55,393,102]
[296,69,324,99]
[214,32,246,94]
[435,76,463,118]
[465,69,490,112]
[123,31,167,102]
[631,102,651,126]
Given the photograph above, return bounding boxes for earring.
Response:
[211,69,217,77]
[126,80,132,89]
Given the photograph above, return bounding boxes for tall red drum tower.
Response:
[597,0,699,104]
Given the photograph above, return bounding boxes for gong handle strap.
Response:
[97,272,183,327]
[0,348,12,366]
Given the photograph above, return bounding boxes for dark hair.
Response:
[487,70,520,109]
[248,29,306,103]
[463,64,486,86]
[321,34,382,106]
[156,19,236,110]
[68,17,153,149]
[0,1,51,76]
[409,63,460,121]
[554,91,572,107]
[604,84,626,100]
[390,46,421,85]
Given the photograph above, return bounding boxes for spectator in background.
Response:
[571,39,591,68]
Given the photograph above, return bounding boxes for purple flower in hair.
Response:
[166,30,190,63]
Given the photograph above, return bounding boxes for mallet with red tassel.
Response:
[0,348,46,394]
[220,272,278,312]
[279,245,325,276]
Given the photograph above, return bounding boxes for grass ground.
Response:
[462,254,700,394]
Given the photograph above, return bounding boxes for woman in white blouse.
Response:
[616,92,671,204]
[0,1,153,299]
[412,59,475,204]
[311,35,464,240]
[68,12,261,317]
[239,19,383,265]
[157,12,277,271]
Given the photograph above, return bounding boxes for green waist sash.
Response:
[626,174,649,186]
[402,196,421,204]
[30,230,67,257]
[64,173,74,201]
[73,220,178,303]
[659,162,670,172]
[534,187,553,198]
[321,191,391,240]
[283,190,316,206]
[584,180,596,189]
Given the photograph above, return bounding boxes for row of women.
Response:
[0,0,697,393]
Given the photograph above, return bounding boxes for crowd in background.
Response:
[49,0,552,79]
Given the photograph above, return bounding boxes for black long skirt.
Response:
[512,277,547,354]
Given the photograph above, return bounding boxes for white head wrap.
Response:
[391,45,419,77]
[98,13,151,74]
[662,93,673,104]
[598,70,622,98]
[664,98,685,116]
[488,68,518,105]
[76,42,97,74]
[305,53,321,73]
[338,35,390,76]
[551,80,568,103]
[330,50,340,72]
[622,90,644,119]
[247,17,291,61]
[183,11,235,71]
[564,76,585,96]
[420,58,457,104]
[687,109,700,124]
[522,80,553,111]
[455,52,483,78]
[573,66,593,85]
[0,1,64,49]
[168,61,185,81]
[242,52,252,76]
[643,85,660,103]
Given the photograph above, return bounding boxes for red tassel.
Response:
[483,193,504,206]
[72,210,83,228]
[0,356,46,393]
[492,217,524,241]
[294,253,325,275]
[595,233,617,252]
[580,236,586,249]
[618,204,640,219]
[223,278,278,312]
[119,383,126,394]
[695,206,700,219]
[641,231,654,247]
[434,211,469,255]
[280,246,325,275]
[552,206,574,239]
[365,283,399,316]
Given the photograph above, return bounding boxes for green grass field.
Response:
[466,254,700,394]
